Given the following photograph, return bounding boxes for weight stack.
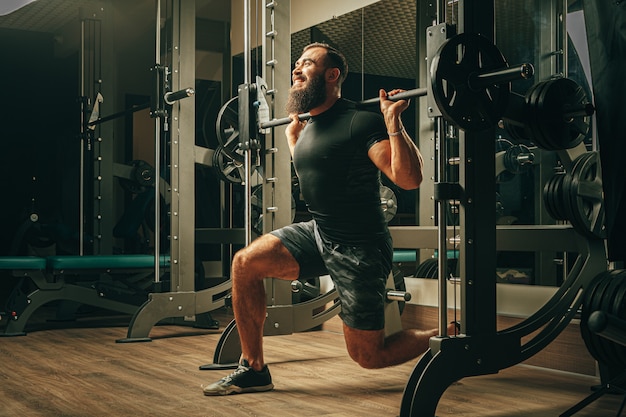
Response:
[580,269,626,371]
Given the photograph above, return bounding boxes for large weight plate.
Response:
[536,78,590,150]
[543,175,562,221]
[212,145,245,184]
[598,273,626,367]
[609,273,626,366]
[581,271,614,365]
[215,96,245,163]
[525,80,555,150]
[567,152,606,239]
[430,33,510,132]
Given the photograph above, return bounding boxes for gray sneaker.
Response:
[202,360,274,396]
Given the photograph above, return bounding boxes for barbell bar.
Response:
[259,62,532,131]
[216,33,536,165]
[259,87,429,130]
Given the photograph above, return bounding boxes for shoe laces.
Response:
[220,364,250,383]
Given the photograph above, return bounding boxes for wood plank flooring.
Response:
[0,308,624,417]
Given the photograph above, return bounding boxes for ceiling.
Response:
[0,0,230,36]
[0,0,417,80]
[293,0,417,80]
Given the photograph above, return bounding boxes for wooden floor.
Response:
[0,308,624,417]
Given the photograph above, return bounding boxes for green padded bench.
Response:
[392,250,417,263]
[1,255,170,336]
[47,254,170,271]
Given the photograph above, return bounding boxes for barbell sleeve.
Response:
[164,87,195,105]
[259,87,429,129]
[563,103,595,120]
[468,63,534,91]
[386,289,412,302]
[260,112,311,129]
[358,87,428,105]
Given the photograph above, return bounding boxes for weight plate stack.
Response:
[525,78,592,151]
[581,270,626,369]
[564,152,606,239]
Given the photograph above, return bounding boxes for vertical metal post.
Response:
[243,0,253,246]
[153,0,161,279]
[434,3,450,338]
[436,118,449,336]
[79,21,86,256]
[169,0,196,290]
[457,0,497,337]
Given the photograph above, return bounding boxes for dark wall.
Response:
[0,28,78,255]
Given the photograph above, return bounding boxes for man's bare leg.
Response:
[343,322,458,369]
[231,234,299,371]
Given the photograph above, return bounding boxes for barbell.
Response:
[215,33,535,164]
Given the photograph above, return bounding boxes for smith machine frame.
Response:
[399,1,606,415]
[107,2,607,415]
[119,0,295,341]
[118,0,233,342]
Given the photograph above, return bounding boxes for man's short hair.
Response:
[303,42,349,85]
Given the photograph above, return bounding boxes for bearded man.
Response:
[202,43,455,396]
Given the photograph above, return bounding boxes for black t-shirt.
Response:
[293,98,389,244]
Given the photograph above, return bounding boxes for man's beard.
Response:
[285,72,327,114]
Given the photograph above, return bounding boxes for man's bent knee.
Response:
[232,234,299,281]
[344,326,387,369]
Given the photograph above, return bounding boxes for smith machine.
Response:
[200,1,609,416]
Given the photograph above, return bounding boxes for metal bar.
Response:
[79,21,86,256]
[468,63,534,90]
[164,87,195,105]
[436,118,449,337]
[243,0,252,246]
[260,87,429,129]
[153,0,161,281]
[87,102,150,126]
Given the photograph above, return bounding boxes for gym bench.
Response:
[0,254,169,336]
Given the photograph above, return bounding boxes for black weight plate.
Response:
[212,145,245,184]
[561,152,590,229]
[537,78,589,150]
[594,270,626,367]
[557,174,568,220]
[580,272,604,361]
[560,172,577,226]
[415,258,437,279]
[543,175,561,221]
[424,258,439,279]
[598,272,626,367]
[524,80,552,149]
[431,33,510,132]
[568,152,606,239]
[531,79,560,150]
[215,96,245,163]
[533,79,561,150]
[581,271,614,364]
[609,273,626,366]
[548,174,563,220]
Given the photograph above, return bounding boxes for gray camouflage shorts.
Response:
[270,220,392,330]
